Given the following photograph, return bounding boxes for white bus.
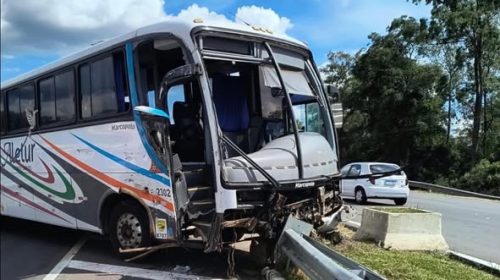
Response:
[0,18,342,260]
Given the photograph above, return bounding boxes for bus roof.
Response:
[1,18,308,90]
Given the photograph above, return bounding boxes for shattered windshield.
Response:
[200,36,335,154]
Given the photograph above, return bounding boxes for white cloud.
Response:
[235,5,293,34]
[1,1,293,56]
[176,4,231,25]
[1,0,169,55]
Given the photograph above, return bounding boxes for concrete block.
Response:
[354,207,448,251]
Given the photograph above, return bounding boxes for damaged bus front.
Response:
[136,25,343,261]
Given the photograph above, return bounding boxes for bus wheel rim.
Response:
[116,213,142,248]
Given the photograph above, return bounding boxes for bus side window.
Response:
[166,85,185,125]
[39,76,57,124]
[90,56,117,116]
[0,92,5,135]
[55,70,76,122]
[113,52,129,113]
[79,51,128,119]
[80,64,92,118]
[7,84,34,131]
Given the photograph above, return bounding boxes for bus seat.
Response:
[172,101,204,162]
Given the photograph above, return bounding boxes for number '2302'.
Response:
[155,188,171,198]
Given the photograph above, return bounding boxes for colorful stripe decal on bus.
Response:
[3,153,55,184]
[72,134,171,186]
[0,151,55,184]
[1,184,70,223]
[0,151,76,201]
[39,135,174,212]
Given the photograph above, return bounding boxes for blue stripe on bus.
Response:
[125,42,171,183]
[72,134,171,186]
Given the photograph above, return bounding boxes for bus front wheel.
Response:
[108,200,151,255]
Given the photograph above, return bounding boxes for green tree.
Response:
[321,51,356,92]
[429,44,466,142]
[358,34,443,164]
[411,0,500,161]
[332,17,447,169]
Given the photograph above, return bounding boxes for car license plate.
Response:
[384,180,396,186]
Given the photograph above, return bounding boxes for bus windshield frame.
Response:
[195,31,337,183]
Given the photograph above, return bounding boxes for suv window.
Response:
[370,164,402,175]
[347,164,361,177]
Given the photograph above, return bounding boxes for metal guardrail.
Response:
[276,216,386,280]
[409,180,500,201]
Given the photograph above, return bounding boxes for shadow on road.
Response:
[1,216,262,279]
[1,216,82,280]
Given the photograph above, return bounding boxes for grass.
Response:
[285,226,497,280]
[328,225,498,280]
[371,207,427,213]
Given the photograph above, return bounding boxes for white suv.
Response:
[340,162,409,205]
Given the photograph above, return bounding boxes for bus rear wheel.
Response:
[109,200,151,255]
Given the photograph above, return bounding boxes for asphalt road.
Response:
[345,190,500,264]
[2,191,499,279]
[0,217,81,280]
[0,216,261,280]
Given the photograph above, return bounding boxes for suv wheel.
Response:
[355,188,367,204]
[394,198,407,205]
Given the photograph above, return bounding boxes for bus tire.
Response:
[108,200,151,256]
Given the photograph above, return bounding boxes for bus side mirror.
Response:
[324,84,343,129]
[164,64,201,85]
[158,63,201,104]
[324,84,340,103]
[134,106,169,119]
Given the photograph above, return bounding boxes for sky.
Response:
[0,0,431,83]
